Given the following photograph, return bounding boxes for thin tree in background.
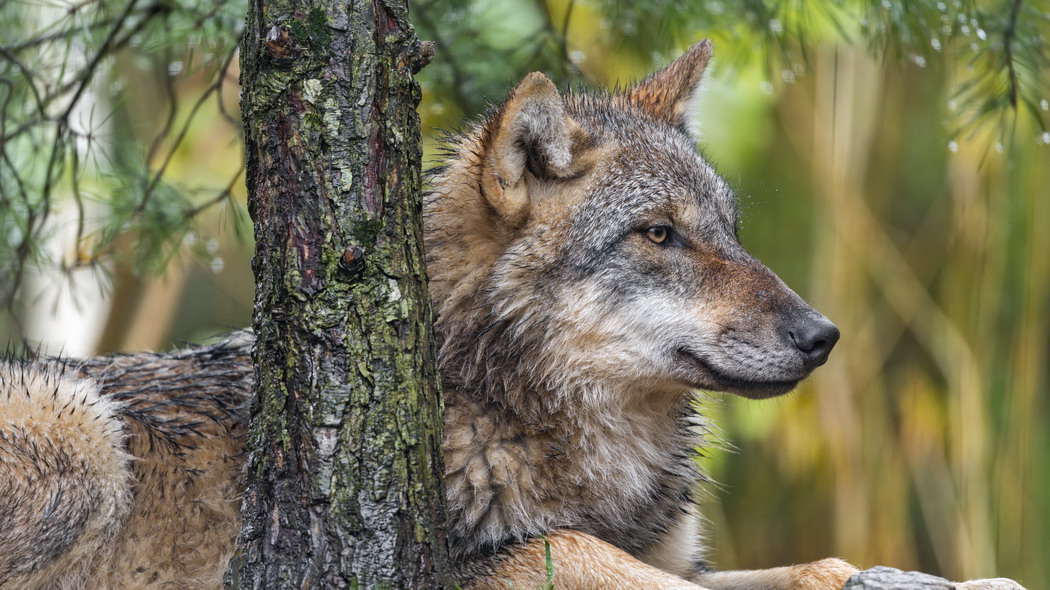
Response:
[227,0,449,586]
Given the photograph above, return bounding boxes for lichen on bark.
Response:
[229,0,448,587]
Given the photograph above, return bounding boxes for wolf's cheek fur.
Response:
[549,285,800,398]
[551,241,836,399]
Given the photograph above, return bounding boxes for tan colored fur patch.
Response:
[1,337,250,590]
[470,530,706,590]
[0,365,132,589]
[692,558,858,590]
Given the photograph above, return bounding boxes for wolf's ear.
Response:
[627,39,713,135]
[480,72,591,227]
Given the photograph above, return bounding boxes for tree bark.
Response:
[229,0,447,587]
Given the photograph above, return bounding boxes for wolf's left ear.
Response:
[480,72,592,228]
[627,39,713,135]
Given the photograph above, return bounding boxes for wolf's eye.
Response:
[645,226,670,244]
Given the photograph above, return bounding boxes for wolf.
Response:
[426,40,856,590]
[0,40,1024,590]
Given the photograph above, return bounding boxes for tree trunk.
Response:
[229,0,447,587]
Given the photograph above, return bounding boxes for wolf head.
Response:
[426,40,838,412]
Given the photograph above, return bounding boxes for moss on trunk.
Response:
[229,0,448,587]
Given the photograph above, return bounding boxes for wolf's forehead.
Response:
[574,104,734,206]
[581,125,737,223]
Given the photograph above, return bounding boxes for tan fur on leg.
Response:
[468,530,709,590]
[694,558,858,590]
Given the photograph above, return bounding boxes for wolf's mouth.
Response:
[674,348,801,399]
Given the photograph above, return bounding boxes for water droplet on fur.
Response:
[947,140,959,152]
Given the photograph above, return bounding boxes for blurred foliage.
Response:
[413,0,1048,139]
[0,0,246,339]
[2,0,1049,587]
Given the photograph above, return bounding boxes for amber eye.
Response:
[646,226,670,244]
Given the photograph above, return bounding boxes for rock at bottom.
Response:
[844,566,1027,590]
[844,566,953,589]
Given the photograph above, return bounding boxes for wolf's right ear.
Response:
[480,72,591,227]
[627,40,713,136]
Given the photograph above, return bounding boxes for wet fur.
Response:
[0,335,250,588]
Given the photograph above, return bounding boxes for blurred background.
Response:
[2,0,1047,586]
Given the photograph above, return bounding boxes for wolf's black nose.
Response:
[785,316,840,369]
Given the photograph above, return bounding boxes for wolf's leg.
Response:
[691,558,858,590]
[0,362,133,589]
[635,509,855,590]
[461,529,713,590]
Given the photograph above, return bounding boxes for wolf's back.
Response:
[0,361,133,589]
[0,333,253,589]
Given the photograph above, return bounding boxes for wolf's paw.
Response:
[956,579,1027,590]
[794,558,860,590]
